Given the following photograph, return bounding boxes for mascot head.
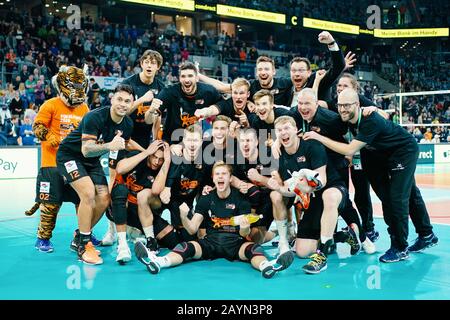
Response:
[52,64,89,107]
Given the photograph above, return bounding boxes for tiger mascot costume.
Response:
[26,65,90,252]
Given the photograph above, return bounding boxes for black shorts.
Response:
[285,193,322,240]
[322,182,348,213]
[56,152,107,186]
[35,167,80,205]
[127,203,196,249]
[250,189,273,229]
[198,232,246,261]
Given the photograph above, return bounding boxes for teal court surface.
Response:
[0,164,449,300]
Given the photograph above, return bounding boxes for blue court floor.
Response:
[0,165,449,300]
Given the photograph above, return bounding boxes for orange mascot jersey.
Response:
[35,97,89,167]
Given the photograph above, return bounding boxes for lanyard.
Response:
[346,110,362,142]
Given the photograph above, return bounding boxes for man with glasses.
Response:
[303,88,438,263]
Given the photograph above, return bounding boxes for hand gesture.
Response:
[315,69,327,81]
[246,101,256,113]
[160,187,171,204]
[170,144,183,157]
[202,185,214,195]
[162,142,171,162]
[247,168,260,184]
[344,51,357,71]
[318,31,335,45]
[302,131,322,142]
[179,202,190,218]
[235,111,249,127]
[141,90,154,103]
[238,181,249,194]
[239,216,250,230]
[109,131,126,151]
[146,139,162,155]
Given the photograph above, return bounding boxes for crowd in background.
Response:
[0,6,449,146]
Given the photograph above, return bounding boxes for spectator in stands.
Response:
[18,82,28,109]
[87,77,100,105]
[4,116,20,145]
[19,116,35,145]
[5,48,16,83]
[24,104,37,124]
[90,96,102,110]
[25,74,36,104]
[9,91,24,118]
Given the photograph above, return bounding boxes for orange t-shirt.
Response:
[34,97,89,167]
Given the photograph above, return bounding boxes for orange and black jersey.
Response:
[122,74,165,148]
[195,187,251,234]
[114,151,160,205]
[58,106,133,165]
[157,82,221,143]
[165,155,207,205]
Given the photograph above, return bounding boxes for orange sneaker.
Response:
[78,241,103,265]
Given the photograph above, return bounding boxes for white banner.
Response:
[0,148,38,179]
[91,76,125,90]
[434,144,450,164]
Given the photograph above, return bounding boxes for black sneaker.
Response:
[366,230,380,243]
[134,241,160,274]
[408,233,438,253]
[345,224,361,255]
[302,251,327,274]
[70,230,81,252]
[379,247,409,263]
[319,239,335,256]
[146,237,159,254]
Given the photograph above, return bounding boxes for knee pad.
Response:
[111,184,128,225]
[244,243,265,260]
[38,203,61,239]
[172,242,196,261]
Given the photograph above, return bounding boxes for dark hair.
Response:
[114,83,134,96]
[290,57,311,70]
[179,61,197,74]
[139,49,163,68]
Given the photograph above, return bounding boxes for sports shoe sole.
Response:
[261,266,277,279]
[379,254,409,263]
[274,251,294,271]
[303,263,328,274]
[35,247,54,253]
[408,240,438,253]
[116,254,131,265]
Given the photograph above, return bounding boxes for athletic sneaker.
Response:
[379,247,409,263]
[302,251,327,274]
[35,238,54,253]
[116,242,132,264]
[78,241,103,265]
[90,233,102,246]
[101,221,117,246]
[70,231,101,255]
[134,241,160,274]
[366,230,380,243]
[345,223,361,255]
[408,233,438,253]
[362,237,376,254]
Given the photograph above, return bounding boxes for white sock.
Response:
[276,219,289,252]
[108,221,116,233]
[117,232,127,245]
[143,226,155,238]
[321,236,333,244]
[258,260,271,271]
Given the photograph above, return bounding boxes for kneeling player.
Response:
[135,162,294,278]
[109,140,171,263]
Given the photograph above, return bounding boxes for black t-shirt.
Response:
[58,106,133,165]
[327,94,375,114]
[278,139,341,187]
[249,77,292,106]
[232,150,274,184]
[158,82,222,143]
[121,74,166,148]
[195,187,251,235]
[202,139,238,186]
[165,155,207,205]
[290,106,348,169]
[118,151,160,205]
[248,107,291,136]
[349,112,417,155]
[216,98,251,119]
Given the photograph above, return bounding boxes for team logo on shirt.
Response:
[96,134,104,144]
[297,156,306,162]
[195,99,205,105]
[180,178,199,192]
[147,175,155,183]
[180,113,199,127]
[39,182,50,193]
[64,160,78,173]
[270,88,279,95]
[310,126,321,133]
[136,104,150,116]
[225,203,236,210]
